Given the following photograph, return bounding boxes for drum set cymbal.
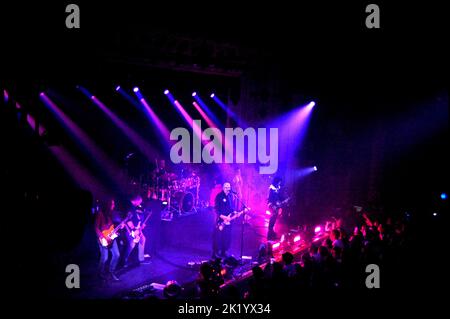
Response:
[146,168,200,219]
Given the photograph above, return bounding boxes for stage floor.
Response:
[64,207,286,299]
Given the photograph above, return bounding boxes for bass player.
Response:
[123,194,151,268]
[95,198,124,281]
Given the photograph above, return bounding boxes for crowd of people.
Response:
[190,211,411,300]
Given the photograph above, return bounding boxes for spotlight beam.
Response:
[39,93,126,191]
[211,94,241,125]
[49,145,109,199]
[87,91,158,161]
[121,86,171,146]
[193,101,217,128]
[194,94,222,128]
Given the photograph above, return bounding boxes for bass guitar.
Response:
[268,196,291,210]
[217,207,251,231]
[131,211,153,243]
[99,213,131,247]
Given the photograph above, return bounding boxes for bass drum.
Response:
[172,191,194,213]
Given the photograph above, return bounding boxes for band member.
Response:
[212,182,236,258]
[152,159,175,200]
[123,194,151,267]
[95,198,122,281]
[267,176,285,240]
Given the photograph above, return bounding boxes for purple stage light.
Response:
[210,93,215,98]
[133,87,139,93]
[192,92,197,97]
[115,85,121,91]
[308,101,316,108]
[164,89,170,95]
[314,226,322,234]
[313,166,318,171]
[192,101,216,128]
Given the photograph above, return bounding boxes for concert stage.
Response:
[65,206,293,299]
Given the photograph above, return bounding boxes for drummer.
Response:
[152,159,177,200]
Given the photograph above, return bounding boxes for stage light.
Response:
[314,226,322,234]
[280,234,285,242]
[115,85,121,91]
[308,101,316,108]
[210,93,215,98]
[133,87,139,93]
[433,212,438,216]
[39,92,44,96]
[293,235,301,242]
[313,166,318,171]
[266,210,271,215]
[441,193,447,200]
[192,92,197,97]
[272,242,281,250]
[164,89,170,95]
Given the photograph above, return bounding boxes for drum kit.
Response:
[146,168,200,220]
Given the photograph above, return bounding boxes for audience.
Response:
[187,210,409,299]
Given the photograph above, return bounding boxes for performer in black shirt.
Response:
[123,194,151,267]
[267,177,285,240]
[212,182,236,258]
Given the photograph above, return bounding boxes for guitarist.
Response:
[267,176,286,240]
[95,198,122,281]
[212,182,236,258]
[123,194,151,268]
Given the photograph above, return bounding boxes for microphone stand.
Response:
[231,191,249,266]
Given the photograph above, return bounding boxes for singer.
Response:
[212,182,235,258]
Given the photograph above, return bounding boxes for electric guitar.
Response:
[268,196,291,210]
[131,211,153,243]
[99,213,131,247]
[217,207,251,231]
